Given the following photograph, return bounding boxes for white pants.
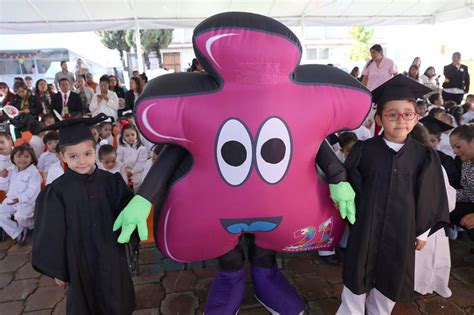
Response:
[0,202,34,239]
[336,286,396,315]
[414,230,452,298]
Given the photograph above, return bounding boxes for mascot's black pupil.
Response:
[261,138,285,164]
[221,141,247,166]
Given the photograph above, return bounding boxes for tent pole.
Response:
[300,16,307,62]
[135,19,144,73]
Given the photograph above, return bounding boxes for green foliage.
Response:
[125,29,173,67]
[97,29,173,69]
[349,26,374,43]
[349,26,374,62]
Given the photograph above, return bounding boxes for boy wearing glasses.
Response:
[337,74,450,314]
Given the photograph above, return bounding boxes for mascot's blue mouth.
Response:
[220,216,283,234]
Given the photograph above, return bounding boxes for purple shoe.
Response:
[252,265,305,315]
[204,268,245,315]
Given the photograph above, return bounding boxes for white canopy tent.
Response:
[1,0,473,34]
[1,0,473,71]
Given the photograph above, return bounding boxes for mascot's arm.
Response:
[316,140,346,184]
[113,144,188,243]
[315,140,356,224]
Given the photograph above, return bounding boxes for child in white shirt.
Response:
[37,131,60,177]
[335,132,358,163]
[98,144,128,184]
[0,131,14,173]
[29,132,45,161]
[98,121,114,146]
[45,157,64,185]
[91,125,109,155]
[117,124,148,192]
[140,144,165,186]
[122,114,154,154]
[0,144,42,244]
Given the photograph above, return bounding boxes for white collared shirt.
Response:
[38,151,60,175]
[98,160,128,184]
[0,154,13,172]
[89,90,119,121]
[0,164,42,205]
[46,161,64,185]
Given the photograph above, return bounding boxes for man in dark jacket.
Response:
[442,52,470,104]
[51,78,83,118]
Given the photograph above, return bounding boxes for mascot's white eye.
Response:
[255,117,292,184]
[216,119,253,186]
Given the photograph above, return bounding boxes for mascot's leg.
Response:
[247,235,305,315]
[204,244,245,315]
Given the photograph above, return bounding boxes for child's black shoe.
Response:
[322,254,341,265]
[16,228,28,246]
[0,228,6,242]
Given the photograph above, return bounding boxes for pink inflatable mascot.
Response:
[115,12,371,314]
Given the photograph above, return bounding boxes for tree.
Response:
[349,26,374,63]
[96,31,131,69]
[125,29,173,69]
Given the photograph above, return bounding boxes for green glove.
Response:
[113,195,152,243]
[329,181,356,224]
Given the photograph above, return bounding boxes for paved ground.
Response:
[0,236,473,315]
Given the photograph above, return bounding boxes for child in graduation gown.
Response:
[337,75,450,314]
[32,113,135,315]
[419,115,459,187]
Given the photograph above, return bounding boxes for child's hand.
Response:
[0,169,8,178]
[7,198,19,205]
[54,278,67,288]
[460,213,474,229]
[415,239,426,251]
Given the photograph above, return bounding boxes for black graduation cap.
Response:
[372,74,432,106]
[41,113,108,148]
[419,115,454,135]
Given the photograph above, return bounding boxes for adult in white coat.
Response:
[89,75,119,121]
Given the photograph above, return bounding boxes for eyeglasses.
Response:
[383,111,417,121]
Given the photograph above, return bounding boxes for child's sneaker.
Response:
[435,287,452,298]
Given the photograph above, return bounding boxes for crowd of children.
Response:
[0,109,161,246]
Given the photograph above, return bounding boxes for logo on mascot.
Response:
[283,217,334,252]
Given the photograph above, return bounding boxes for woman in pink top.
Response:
[362,44,398,91]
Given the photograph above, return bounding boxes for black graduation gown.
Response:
[32,168,135,315]
[342,136,449,301]
[437,150,460,188]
